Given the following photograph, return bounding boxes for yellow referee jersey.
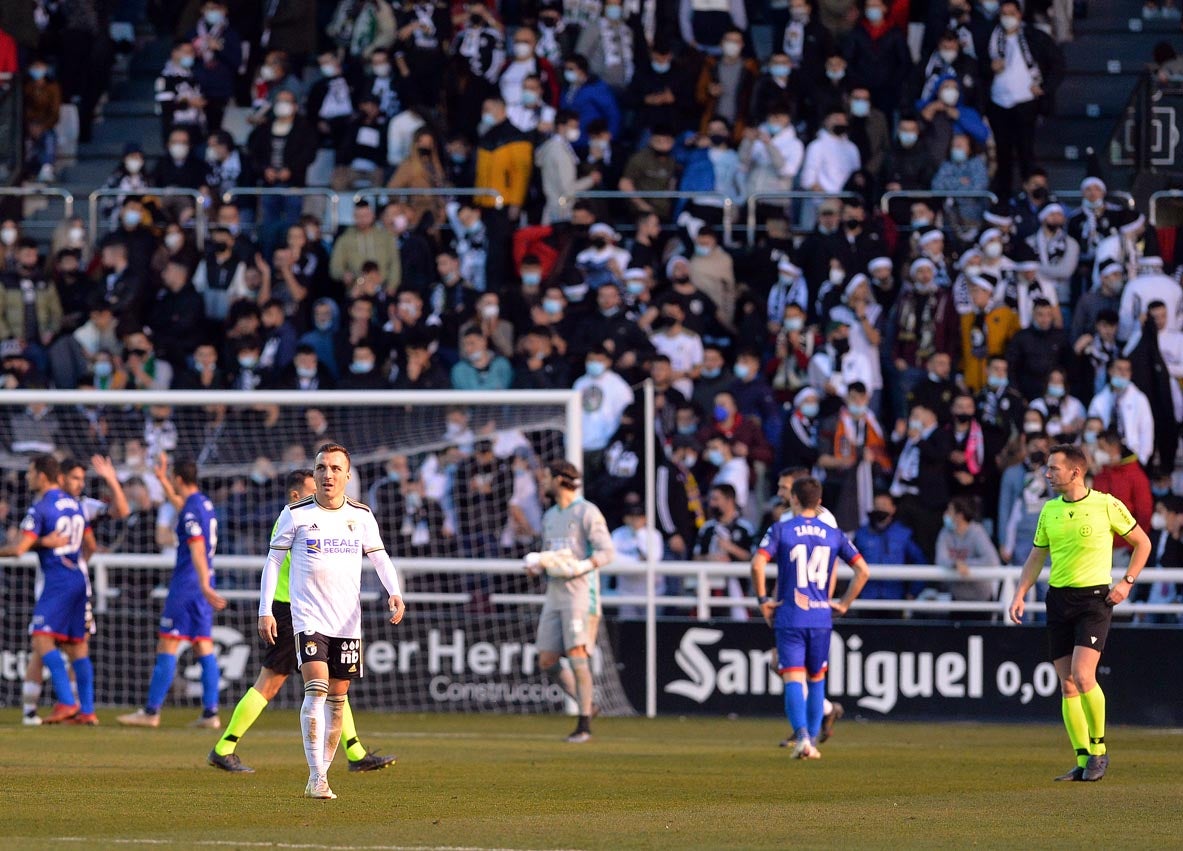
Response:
[1033,489,1136,588]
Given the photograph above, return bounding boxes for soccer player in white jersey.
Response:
[524,460,615,743]
[259,443,405,800]
[771,468,843,747]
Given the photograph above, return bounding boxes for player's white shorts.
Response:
[535,604,600,654]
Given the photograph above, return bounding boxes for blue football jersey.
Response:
[20,488,86,583]
[172,492,218,595]
[758,515,861,629]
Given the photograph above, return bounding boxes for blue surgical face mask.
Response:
[521,90,539,106]
[204,10,225,26]
[178,56,194,70]
[564,69,580,84]
[605,5,623,20]
[93,361,113,378]
[847,403,866,417]
[522,272,542,287]
[713,404,730,423]
[1047,384,1066,398]
[350,360,374,374]
[122,210,142,228]
[899,131,918,148]
[706,449,725,467]
[238,354,258,369]
[677,423,698,435]
[943,514,956,531]
[29,67,47,80]
[480,112,496,127]
[800,402,820,418]
[733,363,751,380]
[784,317,804,332]
[950,147,968,164]
[770,65,791,79]
[450,151,468,164]
[700,366,721,379]
[542,298,563,315]
[694,244,711,257]
[865,6,884,22]
[651,61,670,73]
[1110,376,1130,391]
[911,218,932,229]
[626,281,646,296]
[850,99,870,118]
[1083,431,1098,444]
[980,0,999,16]
[296,365,317,379]
[987,374,1007,390]
[585,360,607,377]
[908,417,923,431]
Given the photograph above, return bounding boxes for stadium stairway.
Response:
[1037,6,1179,192]
[22,38,169,240]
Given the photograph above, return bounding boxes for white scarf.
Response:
[989,24,1042,88]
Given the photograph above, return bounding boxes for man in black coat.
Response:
[889,403,952,561]
[1006,298,1069,401]
[146,260,207,369]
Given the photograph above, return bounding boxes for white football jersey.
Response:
[267,495,392,638]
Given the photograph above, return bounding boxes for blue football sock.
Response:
[198,653,220,714]
[43,649,75,707]
[145,653,178,714]
[784,680,807,735]
[807,677,826,740]
[72,657,95,714]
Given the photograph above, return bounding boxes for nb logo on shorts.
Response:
[304,642,317,657]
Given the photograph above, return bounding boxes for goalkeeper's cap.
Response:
[548,460,582,489]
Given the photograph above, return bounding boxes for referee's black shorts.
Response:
[1046,584,1113,661]
[262,601,298,675]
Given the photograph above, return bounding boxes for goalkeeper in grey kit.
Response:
[524,460,615,743]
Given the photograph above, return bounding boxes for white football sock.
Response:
[301,679,329,777]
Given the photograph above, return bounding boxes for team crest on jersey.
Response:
[304,641,318,657]
[346,519,357,533]
[307,539,322,553]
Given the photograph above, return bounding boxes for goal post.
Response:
[0,388,638,716]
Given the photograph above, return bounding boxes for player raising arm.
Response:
[258,444,405,800]
[0,456,91,726]
[1008,444,1151,782]
[119,457,227,729]
[751,476,869,760]
[524,461,615,743]
[209,469,396,773]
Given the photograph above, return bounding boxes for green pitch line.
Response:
[1,712,1180,850]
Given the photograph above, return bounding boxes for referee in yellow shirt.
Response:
[1009,444,1151,782]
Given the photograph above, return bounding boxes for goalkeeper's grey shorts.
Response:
[535,604,600,655]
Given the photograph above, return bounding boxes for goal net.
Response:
[0,389,637,716]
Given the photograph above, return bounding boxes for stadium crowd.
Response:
[0,0,1180,617]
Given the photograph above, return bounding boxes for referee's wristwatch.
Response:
[757,595,773,606]
[1122,574,1136,585]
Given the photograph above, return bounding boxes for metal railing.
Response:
[222,187,340,234]
[879,189,998,215]
[745,190,859,244]
[557,190,736,243]
[88,187,208,249]
[354,187,505,211]
[0,186,75,218]
[1149,190,1183,227]
[17,555,1170,623]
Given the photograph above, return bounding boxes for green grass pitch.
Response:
[2,710,1180,850]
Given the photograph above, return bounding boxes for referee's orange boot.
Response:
[43,702,80,724]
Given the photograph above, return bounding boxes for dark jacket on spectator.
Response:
[147,280,207,366]
[843,19,912,115]
[247,117,318,187]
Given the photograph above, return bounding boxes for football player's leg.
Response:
[215,667,286,757]
[777,629,808,739]
[299,659,330,780]
[145,636,183,713]
[805,629,829,741]
[193,634,221,721]
[323,680,348,768]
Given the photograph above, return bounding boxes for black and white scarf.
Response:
[194,18,228,65]
[1035,227,1068,268]
[598,18,634,82]
[782,21,805,63]
[988,24,1042,88]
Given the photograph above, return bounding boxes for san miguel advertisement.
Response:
[612,621,1183,726]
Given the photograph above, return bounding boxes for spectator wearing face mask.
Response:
[695,29,760,133]
[984,0,1064,197]
[911,29,984,110]
[1067,177,1140,269]
[536,111,598,224]
[451,327,513,390]
[997,430,1050,565]
[882,113,938,192]
[750,54,804,130]
[631,43,697,136]
[960,273,1019,393]
[843,0,913,117]
[679,0,749,55]
[932,134,990,235]
[853,491,928,607]
[155,41,205,147]
[845,86,888,183]
[152,128,210,191]
[800,110,861,196]
[500,28,558,109]
[186,0,243,132]
[1092,429,1154,568]
[803,53,850,134]
[575,0,637,93]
